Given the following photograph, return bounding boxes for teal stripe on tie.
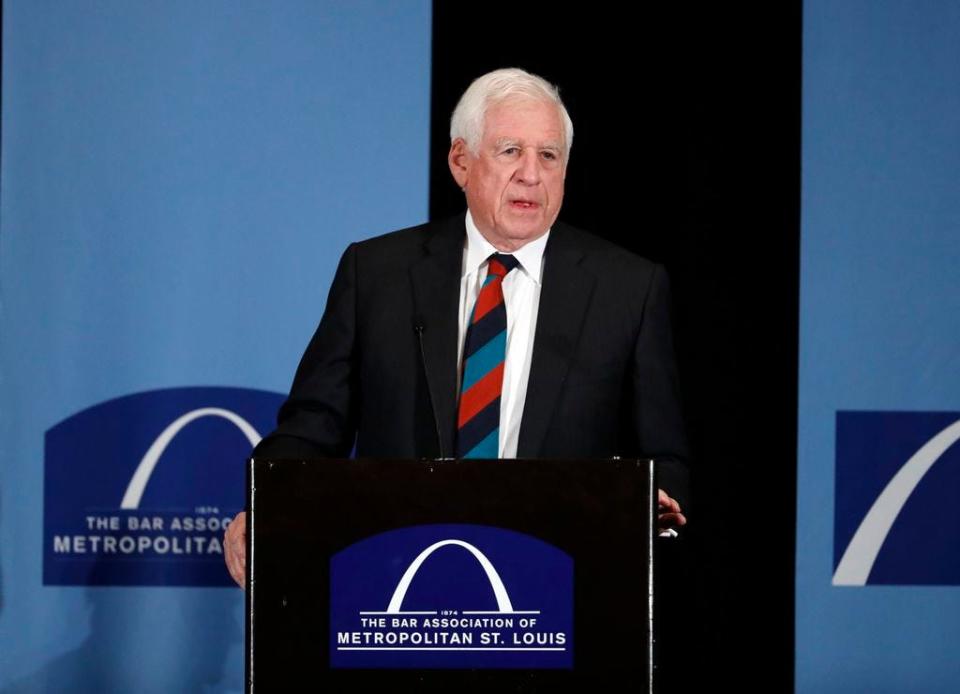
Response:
[464,427,499,459]
[462,330,506,392]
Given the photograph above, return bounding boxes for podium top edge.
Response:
[249,456,656,463]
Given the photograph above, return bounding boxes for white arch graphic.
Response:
[833,417,960,585]
[385,540,515,613]
[119,407,262,510]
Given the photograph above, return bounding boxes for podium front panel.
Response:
[247,458,655,693]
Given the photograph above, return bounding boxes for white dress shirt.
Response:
[458,211,550,458]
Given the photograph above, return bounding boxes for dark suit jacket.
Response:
[254,214,690,505]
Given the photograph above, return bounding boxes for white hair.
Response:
[449,67,574,158]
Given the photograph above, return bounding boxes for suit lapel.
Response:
[410,216,464,457]
[517,223,596,457]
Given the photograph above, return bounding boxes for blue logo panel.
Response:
[834,411,960,585]
[44,387,284,586]
[330,524,574,669]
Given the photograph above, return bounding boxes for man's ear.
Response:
[448,138,470,189]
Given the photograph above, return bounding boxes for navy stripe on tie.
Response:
[456,397,501,457]
[464,302,508,359]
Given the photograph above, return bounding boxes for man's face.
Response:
[449,98,567,251]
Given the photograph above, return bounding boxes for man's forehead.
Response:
[482,99,565,145]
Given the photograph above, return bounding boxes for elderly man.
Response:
[225,68,688,587]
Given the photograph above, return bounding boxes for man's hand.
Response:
[658,489,687,532]
[224,511,247,588]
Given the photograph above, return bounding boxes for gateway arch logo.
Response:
[383,539,526,614]
[330,525,574,669]
[119,407,262,510]
[833,411,960,586]
[44,387,284,586]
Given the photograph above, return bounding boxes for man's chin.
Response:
[501,214,552,238]
[499,225,549,249]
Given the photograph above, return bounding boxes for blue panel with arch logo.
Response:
[43,386,284,586]
[834,411,960,586]
[330,524,574,669]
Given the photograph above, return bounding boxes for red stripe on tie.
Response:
[471,280,504,323]
[458,362,505,428]
[488,257,509,276]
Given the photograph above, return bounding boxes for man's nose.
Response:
[515,149,541,185]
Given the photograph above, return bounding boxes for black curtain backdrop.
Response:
[430,4,801,691]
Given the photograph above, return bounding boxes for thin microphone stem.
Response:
[414,323,445,459]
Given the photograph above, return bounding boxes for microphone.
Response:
[413,316,445,459]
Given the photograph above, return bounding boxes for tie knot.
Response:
[488,253,519,278]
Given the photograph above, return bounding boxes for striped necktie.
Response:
[456,252,520,458]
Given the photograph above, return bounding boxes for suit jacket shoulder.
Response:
[349,215,465,270]
[549,221,660,284]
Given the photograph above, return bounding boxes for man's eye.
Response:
[541,151,557,161]
[502,147,519,156]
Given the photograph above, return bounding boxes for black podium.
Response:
[246,458,657,693]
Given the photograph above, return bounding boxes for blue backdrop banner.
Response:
[0,2,431,691]
[798,2,960,692]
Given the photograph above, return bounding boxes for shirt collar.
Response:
[463,210,550,284]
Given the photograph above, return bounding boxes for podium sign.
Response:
[247,458,655,692]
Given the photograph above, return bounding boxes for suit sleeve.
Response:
[253,243,360,460]
[634,264,691,509]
